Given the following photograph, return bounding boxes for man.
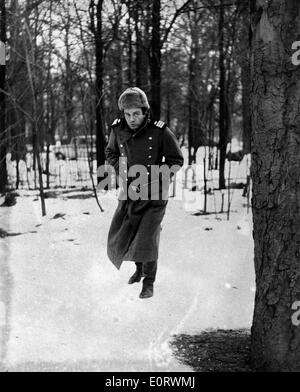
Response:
[105,87,184,299]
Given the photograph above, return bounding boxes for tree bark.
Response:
[46,0,54,189]
[150,0,161,119]
[63,6,74,143]
[0,0,7,193]
[240,1,251,154]
[24,4,46,215]
[250,0,300,371]
[127,1,133,85]
[137,2,151,90]
[187,6,202,165]
[90,0,106,175]
[241,57,251,153]
[218,0,227,189]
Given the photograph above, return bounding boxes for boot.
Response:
[128,263,143,284]
[139,261,157,299]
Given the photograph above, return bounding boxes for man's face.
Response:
[124,108,145,130]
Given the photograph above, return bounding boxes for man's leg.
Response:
[139,260,157,299]
[128,262,143,284]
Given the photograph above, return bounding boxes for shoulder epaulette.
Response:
[153,120,166,129]
[111,118,121,127]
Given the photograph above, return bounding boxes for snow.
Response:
[0,147,255,372]
[6,144,250,193]
[0,180,255,372]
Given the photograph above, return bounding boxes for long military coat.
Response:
[105,116,184,269]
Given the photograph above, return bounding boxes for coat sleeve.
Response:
[105,128,120,176]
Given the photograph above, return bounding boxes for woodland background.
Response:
[1,0,300,372]
[0,0,251,197]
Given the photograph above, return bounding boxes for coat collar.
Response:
[118,113,151,143]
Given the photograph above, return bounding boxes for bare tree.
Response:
[0,0,7,193]
[187,2,203,165]
[218,0,227,189]
[150,0,161,119]
[132,0,151,89]
[89,0,108,178]
[62,1,75,143]
[150,0,192,120]
[239,1,251,154]
[23,4,46,215]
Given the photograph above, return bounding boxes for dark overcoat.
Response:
[105,116,184,269]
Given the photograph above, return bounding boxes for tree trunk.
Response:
[218,0,227,189]
[250,0,300,371]
[96,1,106,171]
[134,3,150,90]
[240,2,251,154]
[187,8,202,165]
[33,120,46,215]
[127,2,133,85]
[22,2,46,214]
[0,0,7,193]
[134,5,142,87]
[46,0,53,189]
[150,0,161,119]
[90,0,106,176]
[63,10,74,143]
[241,59,251,153]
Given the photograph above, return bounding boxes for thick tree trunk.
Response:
[0,0,7,193]
[250,0,300,371]
[150,0,161,119]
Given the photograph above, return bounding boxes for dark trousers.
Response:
[135,261,157,283]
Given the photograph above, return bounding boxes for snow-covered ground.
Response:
[6,144,250,192]
[0,176,255,372]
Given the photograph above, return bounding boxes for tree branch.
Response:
[161,0,192,47]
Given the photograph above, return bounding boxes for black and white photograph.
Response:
[0,0,300,375]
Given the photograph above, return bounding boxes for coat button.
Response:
[149,147,153,150]
[148,155,152,159]
[149,137,152,140]
[120,144,123,148]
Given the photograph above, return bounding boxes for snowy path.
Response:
[0,190,255,372]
